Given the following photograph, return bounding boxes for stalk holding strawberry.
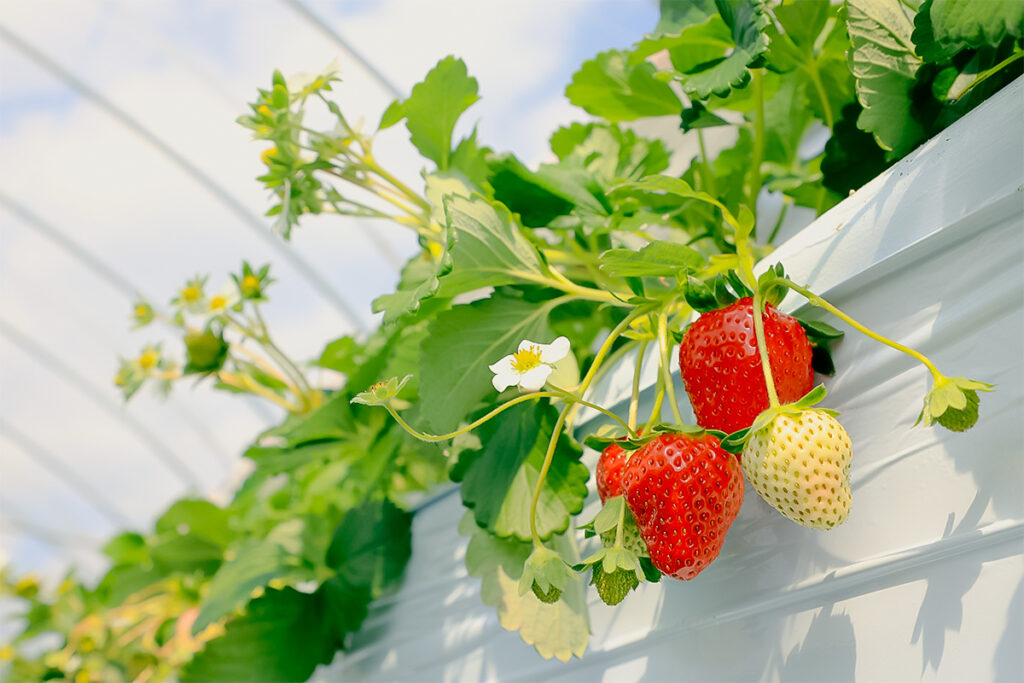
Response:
[679,297,814,435]
[621,432,743,580]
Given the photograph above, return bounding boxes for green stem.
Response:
[696,129,716,196]
[777,278,944,380]
[805,62,835,129]
[548,385,636,438]
[580,307,656,392]
[657,313,685,424]
[512,270,632,306]
[767,198,790,245]
[252,308,315,399]
[628,341,648,431]
[748,69,766,233]
[529,305,653,547]
[386,392,555,443]
[530,403,572,547]
[955,49,1024,102]
[751,288,780,408]
[325,168,430,225]
[362,153,431,212]
[648,371,665,425]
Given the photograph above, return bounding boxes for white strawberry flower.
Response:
[489,336,571,392]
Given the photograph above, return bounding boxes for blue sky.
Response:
[0,0,659,581]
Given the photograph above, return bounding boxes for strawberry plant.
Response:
[2,0,1018,679]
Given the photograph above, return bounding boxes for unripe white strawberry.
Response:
[741,409,852,529]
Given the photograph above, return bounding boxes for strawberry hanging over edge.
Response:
[595,440,649,558]
[621,431,744,581]
[596,441,629,503]
[742,407,853,529]
[679,296,814,434]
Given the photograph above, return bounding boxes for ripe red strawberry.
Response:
[596,440,649,557]
[596,442,628,502]
[621,432,743,580]
[679,297,813,434]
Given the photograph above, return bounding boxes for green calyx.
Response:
[918,376,994,432]
[350,375,412,406]
[721,384,837,454]
[518,545,571,605]
[582,422,725,453]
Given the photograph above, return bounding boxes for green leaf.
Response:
[489,154,577,227]
[798,318,846,341]
[371,249,453,324]
[155,499,231,548]
[650,1,771,99]
[598,240,704,278]
[437,195,548,297]
[912,0,963,62]
[680,101,730,131]
[149,534,223,574]
[846,0,927,160]
[449,129,494,193]
[926,0,1023,48]
[774,0,830,50]
[565,49,682,121]
[326,499,412,594]
[102,533,147,565]
[403,56,479,169]
[656,0,718,34]
[684,274,720,312]
[550,123,670,183]
[459,401,588,541]
[181,587,345,682]
[612,176,730,226]
[461,513,589,661]
[821,102,892,194]
[418,289,556,433]
[192,538,291,634]
[378,99,405,130]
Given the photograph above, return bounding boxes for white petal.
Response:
[519,365,553,391]
[488,355,516,374]
[539,336,571,363]
[518,338,541,353]
[492,369,521,392]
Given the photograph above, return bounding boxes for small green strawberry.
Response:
[599,512,648,558]
[918,376,994,433]
[518,545,570,604]
[741,407,852,529]
[591,563,640,606]
[581,545,644,606]
[531,583,561,604]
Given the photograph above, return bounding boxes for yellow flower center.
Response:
[14,575,38,593]
[512,345,543,372]
[261,147,277,165]
[209,295,228,311]
[257,105,272,117]
[0,645,14,661]
[138,350,159,370]
[134,304,149,318]
[182,285,201,303]
[242,274,260,292]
